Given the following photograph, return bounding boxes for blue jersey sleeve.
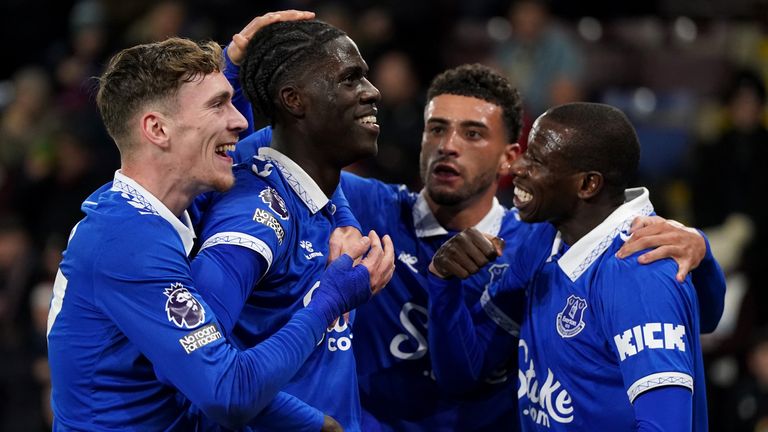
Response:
[231,127,272,165]
[690,231,725,333]
[223,46,254,139]
[597,255,700,404]
[192,243,269,337]
[339,171,408,232]
[633,386,692,431]
[330,183,361,231]
[426,223,553,392]
[92,217,328,430]
[248,391,324,431]
[426,274,519,393]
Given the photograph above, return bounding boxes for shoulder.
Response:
[340,171,416,215]
[594,242,691,307]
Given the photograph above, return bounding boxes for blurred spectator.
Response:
[18,127,107,247]
[0,216,46,431]
[491,0,585,119]
[727,327,768,432]
[691,68,768,231]
[692,67,768,431]
[0,67,59,212]
[123,0,188,45]
[53,0,108,112]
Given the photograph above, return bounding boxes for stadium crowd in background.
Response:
[2,0,768,430]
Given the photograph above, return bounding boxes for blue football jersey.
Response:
[342,172,531,431]
[195,148,362,431]
[47,172,321,431]
[485,188,707,431]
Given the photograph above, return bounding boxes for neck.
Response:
[121,162,196,217]
[556,196,623,246]
[424,185,497,232]
[272,128,340,197]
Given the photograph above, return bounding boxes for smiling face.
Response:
[419,94,515,209]
[301,35,381,166]
[511,114,582,224]
[167,71,247,194]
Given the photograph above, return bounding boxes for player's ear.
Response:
[140,111,171,149]
[499,142,521,177]
[278,85,305,118]
[576,171,603,199]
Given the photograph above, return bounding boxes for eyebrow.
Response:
[427,118,489,129]
[205,90,232,107]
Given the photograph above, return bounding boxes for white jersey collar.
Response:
[555,187,653,282]
[412,191,505,238]
[112,170,196,256]
[257,147,329,214]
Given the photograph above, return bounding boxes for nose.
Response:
[437,130,461,157]
[229,102,248,133]
[361,78,381,104]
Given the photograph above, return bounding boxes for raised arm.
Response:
[426,228,519,392]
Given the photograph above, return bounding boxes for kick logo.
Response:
[556,295,587,338]
[164,283,205,328]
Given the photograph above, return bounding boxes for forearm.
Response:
[427,274,492,392]
[690,231,726,333]
[223,46,254,138]
[633,386,692,431]
[247,391,324,431]
[198,308,328,429]
[330,184,362,231]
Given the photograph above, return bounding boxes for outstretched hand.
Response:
[227,10,315,65]
[616,215,705,282]
[429,228,504,279]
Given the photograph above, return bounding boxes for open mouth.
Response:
[215,143,236,158]
[431,162,460,180]
[513,185,532,204]
[355,114,380,133]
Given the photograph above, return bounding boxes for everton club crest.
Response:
[164,283,206,328]
[556,295,587,338]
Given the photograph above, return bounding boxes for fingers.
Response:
[430,228,500,279]
[376,234,396,294]
[341,235,371,262]
[228,10,315,65]
[484,233,505,256]
[617,221,672,258]
[328,226,363,263]
[359,231,395,294]
[618,217,705,282]
[628,215,665,233]
[240,10,315,38]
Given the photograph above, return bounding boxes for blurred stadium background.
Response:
[1,0,767,430]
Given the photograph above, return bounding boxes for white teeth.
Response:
[356,115,377,125]
[215,144,235,153]
[514,187,532,203]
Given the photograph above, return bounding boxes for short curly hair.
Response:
[240,20,346,124]
[96,37,223,145]
[426,64,523,143]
